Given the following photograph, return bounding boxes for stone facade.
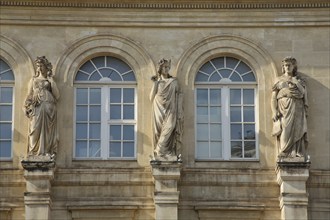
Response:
[0,0,329,219]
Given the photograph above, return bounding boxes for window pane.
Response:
[0,123,11,139]
[210,142,222,158]
[75,71,89,81]
[197,124,209,141]
[123,88,134,103]
[209,73,221,82]
[110,105,121,119]
[108,72,122,81]
[89,106,101,121]
[226,57,239,69]
[231,141,242,158]
[123,142,134,157]
[244,124,255,140]
[76,123,87,139]
[110,125,121,140]
[197,89,208,105]
[243,107,255,122]
[230,107,241,122]
[210,124,221,140]
[91,56,105,68]
[107,57,131,74]
[230,89,241,104]
[236,62,251,74]
[219,69,231,79]
[90,88,101,104]
[110,142,121,157]
[123,105,134,119]
[79,61,95,74]
[122,72,136,81]
[231,124,242,140]
[76,106,88,121]
[210,107,221,122]
[197,107,208,123]
[199,62,215,75]
[76,141,87,157]
[0,106,12,121]
[110,88,121,103]
[195,72,209,82]
[0,87,13,103]
[210,89,221,105]
[89,123,100,139]
[196,141,209,158]
[89,141,101,157]
[244,141,256,158]
[0,141,11,157]
[242,72,256,82]
[243,89,254,104]
[230,72,242,82]
[123,125,134,140]
[211,57,224,69]
[76,89,88,104]
[89,72,102,81]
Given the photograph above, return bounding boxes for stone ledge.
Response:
[21,155,55,171]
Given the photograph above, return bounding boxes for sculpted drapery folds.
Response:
[150,59,183,161]
[24,56,60,157]
[271,57,308,158]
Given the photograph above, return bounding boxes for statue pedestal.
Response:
[21,155,55,220]
[276,157,310,220]
[150,160,182,220]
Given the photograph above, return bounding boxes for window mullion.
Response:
[100,87,108,159]
[222,86,230,160]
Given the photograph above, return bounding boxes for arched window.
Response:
[0,58,14,159]
[74,56,136,159]
[195,56,258,160]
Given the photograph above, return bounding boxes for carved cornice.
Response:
[0,0,329,9]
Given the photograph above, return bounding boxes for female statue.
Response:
[271,57,308,158]
[24,56,60,156]
[150,59,183,161]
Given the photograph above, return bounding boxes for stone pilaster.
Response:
[21,155,55,220]
[276,157,310,220]
[150,161,182,220]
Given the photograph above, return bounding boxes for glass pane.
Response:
[210,89,221,105]
[230,72,242,82]
[89,141,101,157]
[89,123,100,139]
[0,123,11,139]
[210,124,221,140]
[122,72,136,81]
[243,89,254,105]
[197,124,209,141]
[110,125,121,140]
[236,62,251,74]
[197,107,208,123]
[89,72,102,81]
[231,141,242,158]
[76,106,88,121]
[242,72,256,82]
[79,60,96,74]
[226,57,239,69]
[196,141,209,158]
[123,105,134,119]
[210,142,222,158]
[123,142,134,157]
[209,72,221,82]
[110,88,121,103]
[107,57,131,74]
[89,106,101,121]
[76,89,88,104]
[0,87,13,103]
[91,56,105,68]
[244,124,255,140]
[0,141,11,157]
[90,88,101,104]
[110,142,121,157]
[243,107,255,122]
[99,68,113,78]
[230,107,241,122]
[211,57,224,69]
[123,88,134,103]
[75,141,87,157]
[0,106,12,121]
[244,141,256,158]
[210,107,221,122]
[75,71,89,81]
[196,89,208,105]
[123,125,134,140]
[76,123,87,139]
[219,69,231,79]
[0,70,14,80]
[109,72,122,81]
[231,124,242,140]
[195,72,208,82]
[110,105,121,119]
[199,62,215,75]
[230,89,241,104]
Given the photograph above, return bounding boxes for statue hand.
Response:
[151,75,158,81]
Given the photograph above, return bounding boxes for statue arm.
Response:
[48,77,60,100]
[149,80,158,101]
[271,90,279,121]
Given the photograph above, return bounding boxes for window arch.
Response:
[0,58,15,159]
[195,56,258,160]
[74,56,136,159]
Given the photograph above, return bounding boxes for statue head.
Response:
[34,56,53,77]
[281,56,298,75]
[157,58,171,75]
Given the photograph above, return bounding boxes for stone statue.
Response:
[23,56,60,157]
[271,57,308,158]
[150,58,183,161]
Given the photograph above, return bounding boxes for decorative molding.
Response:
[0,1,329,9]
